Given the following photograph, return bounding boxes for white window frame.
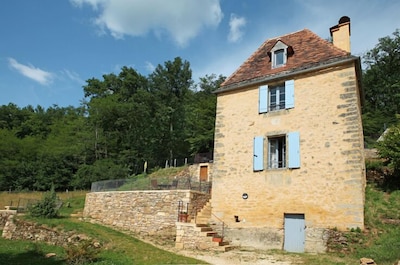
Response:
[269,84,286,111]
[268,136,286,169]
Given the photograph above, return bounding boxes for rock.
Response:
[45,253,56,258]
[360,257,376,265]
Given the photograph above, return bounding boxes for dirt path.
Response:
[140,235,298,265]
[177,248,298,265]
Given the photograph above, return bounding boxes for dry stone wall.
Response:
[83,190,210,236]
[1,212,94,247]
[0,210,16,229]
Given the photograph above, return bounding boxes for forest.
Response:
[0,57,224,191]
[0,29,399,191]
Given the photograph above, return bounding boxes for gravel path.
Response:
[177,248,297,265]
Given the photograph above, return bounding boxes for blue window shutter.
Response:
[285,80,295,109]
[253,136,264,171]
[287,132,300,168]
[259,85,268,113]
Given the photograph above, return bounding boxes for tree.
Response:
[362,29,400,145]
[377,122,400,172]
[185,74,225,154]
[148,57,193,165]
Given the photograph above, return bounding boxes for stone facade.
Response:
[211,21,365,252]
[83,190,210,236]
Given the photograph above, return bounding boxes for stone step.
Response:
[194,226,213,232]
[195,219,210,225]
[201,231,217,237]
[217,245,234,252]
[212,240,229,247]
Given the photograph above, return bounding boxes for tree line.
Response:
[0,57,224,191]
[1,29,399,191]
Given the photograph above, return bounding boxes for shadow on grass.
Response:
[0,250,65,265]
[378,173,400,192]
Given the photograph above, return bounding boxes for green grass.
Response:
[353,185,400,264]
[1,190,205,264]
[0,236,65,265]
[118,165,188,191]
[0,221,205,264]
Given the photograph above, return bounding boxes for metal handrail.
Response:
[211,212,226,238]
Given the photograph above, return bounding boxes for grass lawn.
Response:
[0,190,206,264]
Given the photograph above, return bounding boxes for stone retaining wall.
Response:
[0,210,15,229]
[1,212,94,247]
[83,190,210,236]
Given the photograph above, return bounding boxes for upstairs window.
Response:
[259,80,294,113]
[269,84,285,111]
[274,49,285,67]
[253,132,300,171]
[270,41,288,68]
[269,136,286,168]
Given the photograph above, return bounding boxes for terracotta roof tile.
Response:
[221,29,351,88]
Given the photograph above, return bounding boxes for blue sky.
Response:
[1,0,399,108]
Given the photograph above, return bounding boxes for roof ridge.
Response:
[268,28,309,41]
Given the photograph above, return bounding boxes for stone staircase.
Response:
[194,223,232,252]
[176,199,233,251]
[193,199,233,252]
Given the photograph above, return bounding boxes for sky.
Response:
[1,0,399,109]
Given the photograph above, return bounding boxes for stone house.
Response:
[210,17,365,252]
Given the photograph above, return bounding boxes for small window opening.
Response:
[269,136,286,168]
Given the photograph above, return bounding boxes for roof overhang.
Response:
[215,56,363,102]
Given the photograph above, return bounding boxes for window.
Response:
[269,84,285,111]
[274,49,285,67]
[269,136,286,168]
[271,41,288,68]
[259,80,294,113]
[253,132,300,171]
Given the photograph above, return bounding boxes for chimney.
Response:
[330,16,351,53]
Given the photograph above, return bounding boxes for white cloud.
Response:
[228,13,246,43]
[62,69,85,84]
[145,61,155,72]
[70,0,223,47]
[8,58,53,85]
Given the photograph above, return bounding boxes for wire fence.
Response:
[5,198,40,213]
[91,176,211,194]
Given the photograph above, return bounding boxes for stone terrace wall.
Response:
[1,213,94,247]
[83,190,210,236]
[0,210,16,229]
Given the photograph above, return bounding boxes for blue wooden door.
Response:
[284,214,305,252]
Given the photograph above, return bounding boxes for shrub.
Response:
[28,186,60,218]
[365,160,384,171]
[64,240,99,265]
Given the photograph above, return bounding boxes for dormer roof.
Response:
[219,29,355,92]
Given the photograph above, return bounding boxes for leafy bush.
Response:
[365,160,384,171]
[64,240,99,265]
[28,186,60,218]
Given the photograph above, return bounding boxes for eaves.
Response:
[215,56,362,96]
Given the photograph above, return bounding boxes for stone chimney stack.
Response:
[330,16,351,53]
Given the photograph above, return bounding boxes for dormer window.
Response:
[270,40,289,69]
[274,49,285,67]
